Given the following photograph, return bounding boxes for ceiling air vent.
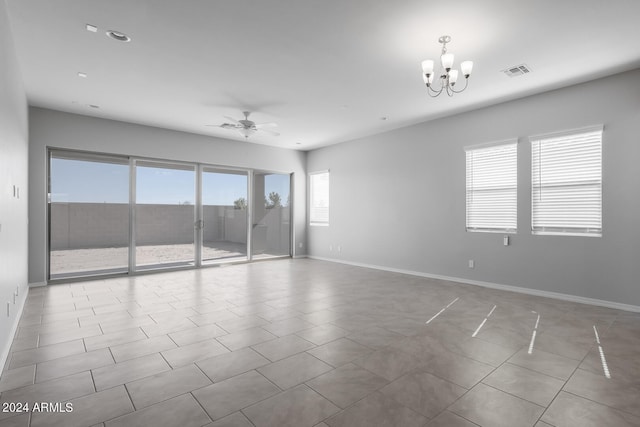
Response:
[502,64,531,77]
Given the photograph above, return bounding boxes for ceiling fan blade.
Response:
[212,123,240,130]
[223,115,241,124]
[255,122,278,129]
[259,128,280,136]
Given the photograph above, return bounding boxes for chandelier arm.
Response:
[449,78,470,94]
[425,70,461,97]
[446,84,454,97]
[425,84,444,98]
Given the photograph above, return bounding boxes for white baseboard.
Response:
[0,288,28,372]
[28,281,46,287]
[307,256,640,313]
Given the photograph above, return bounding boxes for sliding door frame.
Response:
[199,164,252,265]
[129,157,136,270]
[251,169,294,260]
[46,147,293,283]
[47,148,131,280]
[132,158,198,272]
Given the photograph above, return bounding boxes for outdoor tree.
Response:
[266,192,282,208]
[233,197,247,210]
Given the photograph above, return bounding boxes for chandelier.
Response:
[421,35,473,97]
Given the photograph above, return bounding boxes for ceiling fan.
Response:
[207,111,279,139]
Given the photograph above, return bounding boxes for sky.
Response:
[50,158,290,205]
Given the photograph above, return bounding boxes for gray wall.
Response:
[307,69,640,308]
[0,0,29,366]
[29,108,307,284]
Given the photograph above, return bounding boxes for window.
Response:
[310,171,329,226]
[531,127,602,236]
[466,142,517,232]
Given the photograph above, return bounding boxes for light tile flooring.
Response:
[1,259,639,427]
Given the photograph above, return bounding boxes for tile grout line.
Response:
[561,388,640,420]
[442,344,515,424]
[481,381,547,410]
[438,303,545,426]
[187,390,217,425]
[533,322,603,426]
[238,408,259,427]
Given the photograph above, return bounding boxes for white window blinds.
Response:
[310,171,329,225]
[466,142,517,232]
[531,127,602,236]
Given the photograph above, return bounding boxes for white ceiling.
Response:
[6,0,640,151]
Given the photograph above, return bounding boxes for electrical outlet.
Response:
[503,235,509,246]
[468,259,475,268]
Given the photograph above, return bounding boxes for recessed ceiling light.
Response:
[106,30,131,42]
[380,116,388,121]
[85,24,97,33]
[77,72,87,78]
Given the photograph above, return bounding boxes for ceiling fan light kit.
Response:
[421,35,473,98]
[238,127,256,138]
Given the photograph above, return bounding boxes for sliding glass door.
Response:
[201,167,249,264]
[252,172,291,258]
[134,161,196,270]
[48,150,293,280]
[48,151,129,279]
